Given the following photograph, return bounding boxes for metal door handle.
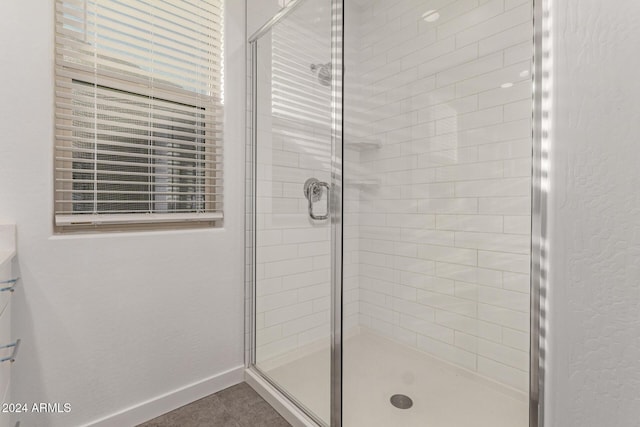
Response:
[0,278,18,293]
[304,178,330,220]
[0,339,20,363]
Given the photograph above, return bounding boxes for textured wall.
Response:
[546,0,640,426]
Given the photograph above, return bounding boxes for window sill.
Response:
[55,212,223,227]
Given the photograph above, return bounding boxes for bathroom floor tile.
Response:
[138,382,290,427]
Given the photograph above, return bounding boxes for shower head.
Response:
[310,62,331,87]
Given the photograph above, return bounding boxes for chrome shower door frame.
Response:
[245,0,345,426]
[329,1,344,426]
[530,0,550,425]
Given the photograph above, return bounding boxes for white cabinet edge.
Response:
[0,224,16,268]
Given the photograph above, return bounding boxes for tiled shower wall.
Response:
[349,0,533,392]
[249,0,361,365]
[252,2,334,364]
[247,0,533,393]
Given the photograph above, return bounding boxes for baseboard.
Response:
[83,365,245,427]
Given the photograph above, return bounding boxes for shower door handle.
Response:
[304,178,330,221]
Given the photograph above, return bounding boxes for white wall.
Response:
[545,0,640,426]
[0,1,246,426]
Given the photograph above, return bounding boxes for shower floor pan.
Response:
[263,329,528,427]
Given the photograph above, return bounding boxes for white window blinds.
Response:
[54,0,223,227]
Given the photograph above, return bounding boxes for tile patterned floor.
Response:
[138,382,291,427]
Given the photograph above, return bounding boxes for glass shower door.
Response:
[251,1,335,424]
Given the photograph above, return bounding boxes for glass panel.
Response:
[253,0,332,424]
[343,1,533,426]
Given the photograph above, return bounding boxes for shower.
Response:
[310,62,331,87]
[248,0,542,425]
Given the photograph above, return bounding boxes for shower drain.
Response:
[390,394,413,409]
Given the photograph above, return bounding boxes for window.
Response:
[54,0,223,229]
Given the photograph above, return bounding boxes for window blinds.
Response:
[54,0,223,226]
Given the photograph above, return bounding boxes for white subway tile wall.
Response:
[253,1,335,365]
[347,0,532,392]
[248,0,533,395]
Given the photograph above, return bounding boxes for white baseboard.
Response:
[83,365,245,427]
